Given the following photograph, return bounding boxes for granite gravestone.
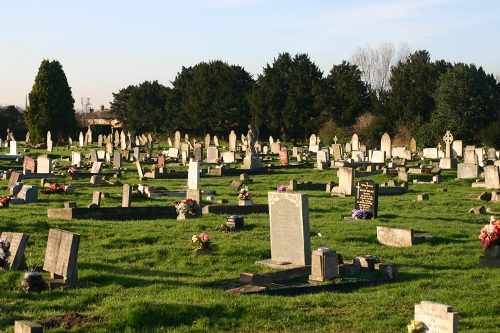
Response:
[266,192,311,266]
[355,180,378,218]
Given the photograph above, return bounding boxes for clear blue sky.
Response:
[1,0,498,110]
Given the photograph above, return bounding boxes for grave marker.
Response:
[122,184,132,208]
[23,156,36,174]
[0,232,29,270]
[355,180,378,218]
[266,192,311,266]
[279,149,289,165]
[43,228,81,285]
[414,301,458,333]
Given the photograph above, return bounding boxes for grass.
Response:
[1,143,499,332]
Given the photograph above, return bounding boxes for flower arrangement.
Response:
[41,183,66,194]
[150,164,161,172]
[0,196,11,208]
[479,216,500,249]
[351,209,373,219]
[191,233,211,249]
[0,236,11,267]
[407,320,424,333]
[175,198,197,215]
[277,184,287,192]
[238,187,253,200]
[67,166,78,178]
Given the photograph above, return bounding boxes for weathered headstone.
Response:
[484,165,500,189]
[206,147,219,163]
[213,135,219,147]
[229,130,237,152]
[23,156,36,175]
[9,141,18,155]
[97,134,103,147]
[266,192,311,266]
[113,151,122,169]
[308,134,317,152]
[0,232,29,270]
[270,142,281,154]
[43,228,81,285]
[279,149,289,165]
[71,151,83,167]
[136,161,144,179]
[8,171,22,188]
[18,185,38,203]
[410,137,417,153]
[371,150,386,163]
[37,155,51,174]
[122,184,132,208]
[133,147,140,161]
[354,180,378,218]
[452,140,462,158]
[336,167,355,196]
[377,226,414,247]
[204,134,210,149]
[120,130,127,151]
[174,131,181,149]
[167,147,179,159]
[414,301,458,333]
[187,161,200,190]
[89,149,98,162]
[221,151,235,163]
[90,161,102,174]
[351,133,360,151]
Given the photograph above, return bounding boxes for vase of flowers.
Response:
[175,198,197,219]
[0,196,11,208]
[191,233,212,255]
[238,187,253,205]
[21,271,45,293]
[479,216,500,258]
[67,166,78,179]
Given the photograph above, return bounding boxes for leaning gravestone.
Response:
[414,300,458,333]
[43,228,81,286]
[354,179,378,218]
[90,161,102,174]
[0,232,29,270]
[264,192,311,266]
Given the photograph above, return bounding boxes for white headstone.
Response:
[187,161,200,190]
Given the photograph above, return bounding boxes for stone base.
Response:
[479,256,500,268]
[439,158,458,170]
[239,199,253,206]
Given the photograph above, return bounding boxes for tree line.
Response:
[4,44,500,148]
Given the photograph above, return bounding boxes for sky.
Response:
[1,0,499,110]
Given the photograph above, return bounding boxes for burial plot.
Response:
[261,192,311,266]
[354,180,378,218]
[43,228,82,287]
[414,301,458,333]
[0,232,29,270]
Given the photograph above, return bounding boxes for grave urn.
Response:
[484,244,500,259]
[239,199,254,206]
[21,272,45,293]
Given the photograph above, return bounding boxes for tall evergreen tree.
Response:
[24,59,77,144]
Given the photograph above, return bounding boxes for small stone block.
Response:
[338,263,360,276]
[417,193,429,201]
[356,255,380,271]
[239,272,272,285]
[64,202,77,209]
[469,206,486,214]
[14,320,43,333]
[374,263,398,281]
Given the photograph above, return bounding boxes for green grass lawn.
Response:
[0,143,499,332]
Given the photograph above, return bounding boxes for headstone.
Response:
[270,142,281,154]
[36,156,51,174]
[229,130,237,152]
[168,137,173,147]
[113,151,122,169]
[337,167,355,196]
[122,184,132,208]
[443,130,454,159]
[174,131,181,149]
[279,149,289,165]
[464,148,478,164]
[371,150,386,163]
[136,161,144,179]
[120,130,127,151]
[23,156,36,174]
[457,163,479,179]
[332,144,342,161]
[484,165,500,189]
[267,192,311,265]
[392,147,406,159]
[345,142,352,153]
[97,134,103,147]
[79,132,84,147]
[377,226,414,247]
[204,134,210,148]
[221,151,235,163]
[0,232,29,270]
[354,180,378,218]
[9,141,18,155]
[269,136,274,145]
[414,301,458,333]
[90,161,102,174]
[167,147,179,159]
[379,133,391,159]
[488,147,496,161]
[43,228,81,284]
[106,142,114,156]
[8,172,22,188]
[351,134,359,151]
[188,161,200,190]
[452,140,462,158]
[47,140,53,153]
[92,191,101,206]
[89,149,98,162]
[114,130,120,147]
[308,134,317,152]
[206,147,219,163]
[71,152,83,167]
[316,150,328,169]
[86,127,93,145]
[133,147,140,161]
[213,135,219,147]
[423,148,438,159]
[410,137,417,153]
[193,145,203,162]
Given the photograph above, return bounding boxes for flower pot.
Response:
[21,272,45,293]
[484,244,500,259]
[195,248,212,256]
[239,199,254,206]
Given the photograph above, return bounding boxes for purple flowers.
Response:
[352,209,373,219]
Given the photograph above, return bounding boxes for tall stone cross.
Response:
[333,135,338,144]
[443,130,453,158]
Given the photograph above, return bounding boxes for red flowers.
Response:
[479,216,500,249]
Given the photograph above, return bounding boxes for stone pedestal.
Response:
[239,199,254,206]
[479,245,500,267]
[439,158,458,170]
[177,212,195,220]
[195,248,212,256]
[241,154,263,170]
[309,248,339,282]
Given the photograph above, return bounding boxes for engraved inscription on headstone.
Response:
[354,180,378,218]
[43,228,81,283]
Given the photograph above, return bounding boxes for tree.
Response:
[24,59,77,144]
[171,60,254,136]
[319,60,371,127]
[351,41,410,93]
[248,52,323,142]
[0,105,27,141]
[388,50,451,133]
[110,81,169,134]
[431,63,499,143]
